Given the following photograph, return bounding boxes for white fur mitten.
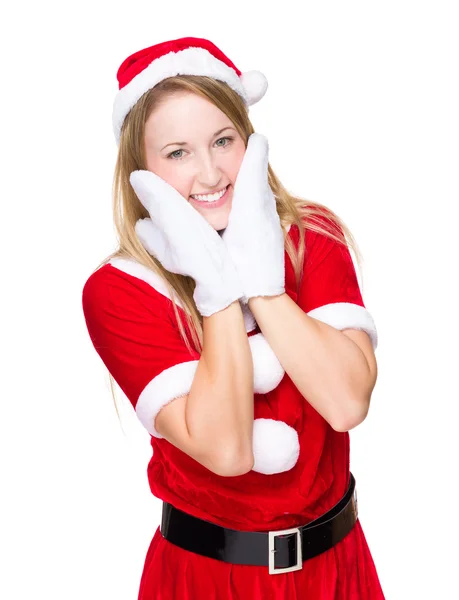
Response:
[221,133,285,304]
[130,170,245,317]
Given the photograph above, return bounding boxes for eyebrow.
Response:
[160,127,236,151]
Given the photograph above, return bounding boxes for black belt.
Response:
[160,472,358,575]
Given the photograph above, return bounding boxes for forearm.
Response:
[248,293,372,432]
[186,300,255,470]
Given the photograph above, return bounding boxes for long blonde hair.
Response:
[95,75,364,421]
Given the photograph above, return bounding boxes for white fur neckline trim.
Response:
[108,257,259,333]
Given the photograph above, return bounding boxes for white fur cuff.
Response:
[136,360,199,438]
[308,302,378,350]
[249,333,285,393]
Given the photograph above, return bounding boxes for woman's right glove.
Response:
[129,170,245,317]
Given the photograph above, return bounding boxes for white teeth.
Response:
[191,187,227,202]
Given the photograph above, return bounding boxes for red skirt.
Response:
[137,517,385,599]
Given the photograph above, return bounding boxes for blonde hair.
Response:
[94,75,364,421]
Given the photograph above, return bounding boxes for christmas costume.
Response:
[82,35,385,598]
[82,215,385,598]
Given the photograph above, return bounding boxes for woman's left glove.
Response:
[221,133,286,304]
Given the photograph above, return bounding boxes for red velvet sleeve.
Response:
[82,263,201,438]
[297,216,378,350]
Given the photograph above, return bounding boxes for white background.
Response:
[2,1,458,598]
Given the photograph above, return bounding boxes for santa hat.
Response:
[112,36,268,143]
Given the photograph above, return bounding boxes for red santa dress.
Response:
[82,215,386,599]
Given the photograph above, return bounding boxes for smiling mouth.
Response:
[190,185,229,202]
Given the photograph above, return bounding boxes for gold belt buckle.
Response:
[268,527,303,575]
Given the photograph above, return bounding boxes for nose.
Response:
[196,152,223,190]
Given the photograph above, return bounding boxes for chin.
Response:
[191,187,233,232]
[211,219,229,232]
[204,212,230,232]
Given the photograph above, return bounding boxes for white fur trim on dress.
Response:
[108,258,287,393]
[113,47,255,142]
[136,360,199,438]
[240,301,257,332]
[249,333,285,393]
[251,418,300,474]
[109,257,173,299]
[307,302,378,350]
[108,257,258,332]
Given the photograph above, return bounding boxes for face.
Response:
[144,92,247,231]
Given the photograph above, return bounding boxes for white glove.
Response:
[130,170,245,317]
[221,133,285,304]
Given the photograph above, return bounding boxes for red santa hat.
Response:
[112,36,268,143]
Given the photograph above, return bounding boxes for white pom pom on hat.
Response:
[112,36,268,144]
[240,70,269,105]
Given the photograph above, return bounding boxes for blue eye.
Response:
[215,136,233,147]
[168,149,185,160]
[166,137,234,160]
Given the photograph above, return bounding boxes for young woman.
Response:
[82,36,385,599]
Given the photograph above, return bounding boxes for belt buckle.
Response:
[268,527,303,575]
